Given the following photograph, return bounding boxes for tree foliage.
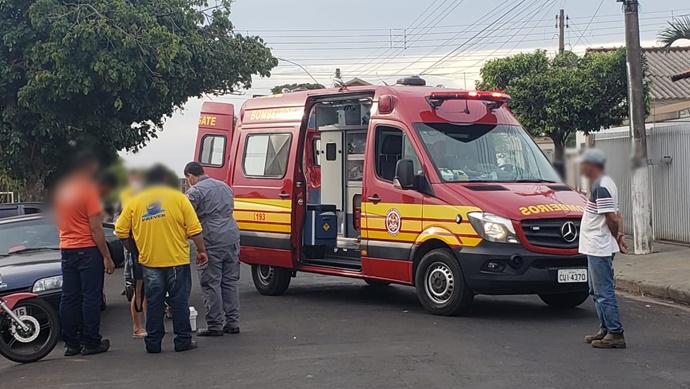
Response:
[271,83,325,95]
[658,16,690,48]
[478,49,646,160]
[1,0,277,199]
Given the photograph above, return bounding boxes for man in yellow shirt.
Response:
[116,165,208,353]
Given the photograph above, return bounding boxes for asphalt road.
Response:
[2,264,689,389]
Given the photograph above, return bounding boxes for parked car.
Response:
[0,214,124,310]
[0,202,46,219]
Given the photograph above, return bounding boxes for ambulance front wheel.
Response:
[251,265,291,296]
[415,248,474,316]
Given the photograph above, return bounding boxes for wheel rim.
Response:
[0,303,55,358]
[257,265,275,285]
[424,262,455,304]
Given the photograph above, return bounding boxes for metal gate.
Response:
[594,122,690,243]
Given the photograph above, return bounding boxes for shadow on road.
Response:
[272,281,592,322]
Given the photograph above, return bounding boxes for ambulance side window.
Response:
[403,136,421,174]
[375,126,420,182]
[242,133,292,178]
[199,135,226,166]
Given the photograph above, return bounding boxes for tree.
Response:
[658,16,690,47]
[1,0,277,199]
[271,83,324,95]
[478,49,646,160]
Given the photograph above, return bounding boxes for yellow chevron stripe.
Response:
[234,210,291,224]
[237,221,291,234]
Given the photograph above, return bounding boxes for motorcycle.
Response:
[0,293,60,363]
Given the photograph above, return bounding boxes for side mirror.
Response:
[552,160,566,180]
[394,159,415,190]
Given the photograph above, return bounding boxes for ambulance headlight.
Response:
[33,275,63,293]
[468,212,519,244]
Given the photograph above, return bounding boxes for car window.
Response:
[0,219,60,255]
[23,207,42,215]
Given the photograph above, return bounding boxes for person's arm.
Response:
[181,194,206,265]
[185,185,201,212]
[595,182,627,253]
[115,202,134,253]
[190,233,207,266]
[86,185,115,274]
[615,211,628,254]
[604,212,621,238]
[89,215,115,274]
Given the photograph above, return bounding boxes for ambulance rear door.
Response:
[194,102,235,182]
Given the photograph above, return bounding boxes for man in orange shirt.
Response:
[54,152,115,357]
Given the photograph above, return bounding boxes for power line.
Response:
[568,21,593,48]
[237,8,690,33]
[421,0,533,74]
[346,0,445,76]
[573,0,606,48]
[354,0,465,76]
[447,0,557,77]
[392,0,511,77]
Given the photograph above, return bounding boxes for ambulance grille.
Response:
[521,219,581,249]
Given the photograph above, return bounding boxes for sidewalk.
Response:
[615,240,690,304]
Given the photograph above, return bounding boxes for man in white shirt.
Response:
[578,149,628,349]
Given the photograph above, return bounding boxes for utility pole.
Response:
[620,0,653,254]
[558,9,565,54]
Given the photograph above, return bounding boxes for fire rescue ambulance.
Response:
[193,76,588,316]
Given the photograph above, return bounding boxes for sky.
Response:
[121,0,690,175]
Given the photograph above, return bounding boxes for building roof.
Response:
[343,77,372,87]
[587,46,690,101]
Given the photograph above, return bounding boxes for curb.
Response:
[615,275,690,305]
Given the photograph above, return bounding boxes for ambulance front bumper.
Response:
[454,242,588,295]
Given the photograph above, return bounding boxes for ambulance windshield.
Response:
[414,123,560,183]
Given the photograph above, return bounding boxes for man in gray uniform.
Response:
[184,162,241,336]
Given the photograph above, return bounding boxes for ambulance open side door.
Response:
[194,102,235,182]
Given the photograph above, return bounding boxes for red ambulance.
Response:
[193,77,588,316]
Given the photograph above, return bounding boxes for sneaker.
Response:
[196,328,224,337]
[592,333,626,349]
[81,339,111,355]
[175,340,198,352]
[64,347,82,357]
[585,330,607,344]
[223,326,240,335]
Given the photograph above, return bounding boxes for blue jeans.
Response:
[142,264,192,352]
[588,255,623,334]
[60,247,104,349]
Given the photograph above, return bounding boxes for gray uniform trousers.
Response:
[197,243,240,330]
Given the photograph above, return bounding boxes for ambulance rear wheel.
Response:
[251,265,291,296]
[415,248,474,316]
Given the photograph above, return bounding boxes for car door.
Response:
[361,121,424,283]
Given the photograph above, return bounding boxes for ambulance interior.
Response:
[302,97,374,270]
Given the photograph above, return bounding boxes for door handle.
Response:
[279,192,290,199]
[367,195,381,203]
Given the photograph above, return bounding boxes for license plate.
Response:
[558,269,588,283]
[13,307,27,316]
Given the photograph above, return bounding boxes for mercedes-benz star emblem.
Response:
[561,221,578,243]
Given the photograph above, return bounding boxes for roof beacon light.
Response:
[378,95,397,114]
[425,90,511,111]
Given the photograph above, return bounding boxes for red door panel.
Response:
[194,102,235,182]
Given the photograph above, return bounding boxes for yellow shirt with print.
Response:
[115,185,202,268]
